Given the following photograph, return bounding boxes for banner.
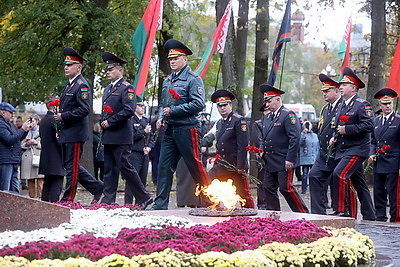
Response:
[132,0,163,97]
[338,16,352,80]
[194,0,232,78]
[388,37,400,95]
[267,0,291,86]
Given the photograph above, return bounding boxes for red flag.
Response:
[388,37,400,95]
[132,0,163,97]
[194,0,232,78]
[338,17,352,80]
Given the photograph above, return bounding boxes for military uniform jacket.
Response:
[59,74,91,143]
[370,113,400,173]
[335,94,374,159]
[159,65,205,127]
[316,99,343,171]
[215,112,249,169]
[263,106,300,172]
[252,119,263,148]
[38,111,66,176]
[102,77,135,145]
[132,114,154,152]
[262,106,301,172]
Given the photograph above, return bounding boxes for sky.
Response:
[268,0,371,47]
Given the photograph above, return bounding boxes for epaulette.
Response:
[122,81,131,86]
[232,113,242,119]
[188,70,199,77]
[281,107,291,113]
[355,97,367,103]
[77,79,83,85]
[395,114,400,119]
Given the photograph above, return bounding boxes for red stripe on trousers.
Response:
[349,180,358,219]
[189,127,210,186]
[67,142,80,202]
[338,156,358,212]
[286,168,307,213]
[241,174,254,208]
[395,173,400,222]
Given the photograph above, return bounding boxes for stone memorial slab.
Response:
[0,191,70,232]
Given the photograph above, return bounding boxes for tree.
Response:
[367,0,387,109]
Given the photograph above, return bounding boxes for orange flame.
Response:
[195,179,246,211]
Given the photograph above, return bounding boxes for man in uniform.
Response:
[125,97,153,204]
[204,89,254,208]
[55,47,103,202]
[309,74,345,215]
[99,51,152,208]
[330,67,375,220]
[152,39,210,210]
[260,84,309,213]
[368,88,400,222]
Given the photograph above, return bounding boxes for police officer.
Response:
[124,97,153,204]
[309,74,347,215]
[205,89,254,208]
[369,88,400,222]
[55,47,103,202]
[331,67,375,220]
[99,51,152,208]
[260,84,309,213]
[152,39,210,210]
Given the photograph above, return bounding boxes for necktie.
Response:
[383,117,387,125]
[328,104,332,113]
[270,113,275,121]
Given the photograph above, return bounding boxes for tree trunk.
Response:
[250,0,269,177]
[236,0,249,89]
[367,0,386,110]
[79,0,109,175]
[216,0,243,114]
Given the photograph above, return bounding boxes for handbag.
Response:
[30,147,40,167]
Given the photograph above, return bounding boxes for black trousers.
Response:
[60,142,103,202]
[101,144,150,205]
[263,168,309,213]
[125,151,150,204]
[41,175,64,203]
[374,172,400,222]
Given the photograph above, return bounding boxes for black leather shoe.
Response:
[91,192,102,204]
[329,211,351,217]
[140,198,154,210]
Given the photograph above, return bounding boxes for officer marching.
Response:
[369,88,400,222]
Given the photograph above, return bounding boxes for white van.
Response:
[284,103,317,122]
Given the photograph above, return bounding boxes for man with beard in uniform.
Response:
[330,67,375,220]
[260,84,309,213]
[99,51,152,208]
[368,88,400,222]
[55,47,103,202]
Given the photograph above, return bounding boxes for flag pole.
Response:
[278,42,288,89]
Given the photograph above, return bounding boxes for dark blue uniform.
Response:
[262,106,309,213]
[208,112,254,208]
[124,114,153,204]
[252,118,267,209]
[309,100,343,214]
[59,74,103,202]
[152,65,210,210]
[371,113,400,222]
[39,110,65,202]
[332,94,376,220]
[100,78,152,205]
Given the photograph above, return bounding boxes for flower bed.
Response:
[0,206,375,266]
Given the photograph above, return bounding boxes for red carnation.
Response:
[214,154,221,163]
[103,105,113,114]
[339,116,349,123]
[168,89,180,99]
[49,99,60,107]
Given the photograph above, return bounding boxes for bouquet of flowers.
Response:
[364,144,391,171]
[246,146,265,169]
[97,105,113,156]
[209,154,261,184]
[48,99,61,136]
[326,115,349,166]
